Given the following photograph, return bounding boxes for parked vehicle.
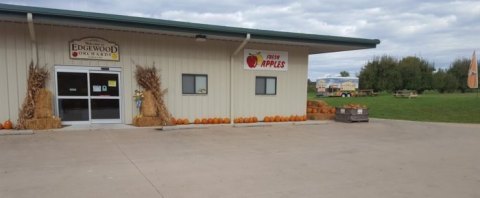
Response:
[316,77,359,97]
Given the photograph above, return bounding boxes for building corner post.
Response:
[27,13,38,66]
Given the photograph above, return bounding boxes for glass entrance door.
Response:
[89,72,121,123]
[56,68,122,124]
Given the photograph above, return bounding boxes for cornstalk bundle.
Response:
[17,62,49,129]
[134,65,172,125]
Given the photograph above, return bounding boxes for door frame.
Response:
[54,66,123,125]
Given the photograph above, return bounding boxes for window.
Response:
[256,76,277,95]
[182,74,208,94]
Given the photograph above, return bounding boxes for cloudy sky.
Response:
[2,0,479,79]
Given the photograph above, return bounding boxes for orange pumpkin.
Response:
[4,120,13,129]
[183,119,189,125]
[223,118,230,124]
[272,116,278,122]
[252,117,258,123]
[0,123,3,130]
[296,115,302,121]
[200,118,207,124]
[194,119,201,124]
[207,118,213,124]
[170,118,177,125]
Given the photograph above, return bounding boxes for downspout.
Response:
[27,13,38,66]
[230,33,250,124]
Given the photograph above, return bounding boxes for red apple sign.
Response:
[246,53,257,68]
[72,51,78,57]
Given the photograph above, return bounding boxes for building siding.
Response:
[0,21,308,124]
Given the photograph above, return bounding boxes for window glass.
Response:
[58,99,89,121]
[266,78,276,94]
[57,72,88,96]
[89,73,119,96]
[182,74,207,94]
[182,75,195,94]
[195,76,207,94]
[255,77,266,94]
[256,77,276,95]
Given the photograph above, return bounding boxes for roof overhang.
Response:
[0,3,380,54]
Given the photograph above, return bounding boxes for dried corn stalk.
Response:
[134,64,172,125]
[17,62,49,129]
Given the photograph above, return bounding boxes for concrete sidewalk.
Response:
[1,119,479,198]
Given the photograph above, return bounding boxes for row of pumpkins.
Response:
[171,115,307,125]
[0,120,14,130]
[172,117,231,125]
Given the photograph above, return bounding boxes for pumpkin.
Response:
[207,118,213,124]
[0,123,3,130]
[307,101,312,106]
[297,115,302,121]
[307,108,312,113]
[175,119,182,125]
[275,116,281,122]
[312,109,317,113]
[178,119,185,125]
[252,117,258,123]
[183,119,189,125]
[3,120,13,129]
[194,119,201,124]
[201,118,208,124]
[223,118,230,124]
[171,118,177,125]
[263,116,269,122]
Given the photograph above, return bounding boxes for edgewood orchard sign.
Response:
[244,49,288,71]
[69,37,119,61]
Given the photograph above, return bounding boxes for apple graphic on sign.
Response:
[246,53,257,68]
[72,51,78,57]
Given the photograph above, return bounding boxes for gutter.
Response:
[230,33,250,124]
[27,12,38,66]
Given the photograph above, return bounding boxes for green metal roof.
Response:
[0,3,380,51]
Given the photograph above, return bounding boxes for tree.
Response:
[398,56,434,93]
[359,55,401,92]
[340,71,350,77]
[433,68,458,93]
[447,58,470,92]
[307,78,316,93]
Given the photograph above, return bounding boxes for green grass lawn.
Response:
[308,92,480,124]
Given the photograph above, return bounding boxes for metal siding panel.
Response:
[233,44,309,119]
[15,23,28,117]
[5,23,19,121]
[0,23,9,122]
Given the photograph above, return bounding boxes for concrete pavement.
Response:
[1,119,480,198]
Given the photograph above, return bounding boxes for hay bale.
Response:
[25,117,61,130]
[34,89,53,118]
[17,62,50,129]
[141,91,157,117]
[132,116,163,127]
[135,65,172,125]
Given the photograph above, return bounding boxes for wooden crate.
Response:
[335,107,369,123]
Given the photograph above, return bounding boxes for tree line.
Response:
[358,55,479,93]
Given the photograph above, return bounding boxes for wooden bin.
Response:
[335,107,369,123]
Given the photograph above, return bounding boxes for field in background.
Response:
[308,92,480,123]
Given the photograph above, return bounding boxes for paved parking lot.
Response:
[1,119,480,198]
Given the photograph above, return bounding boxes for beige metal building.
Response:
[0,4,380,125]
